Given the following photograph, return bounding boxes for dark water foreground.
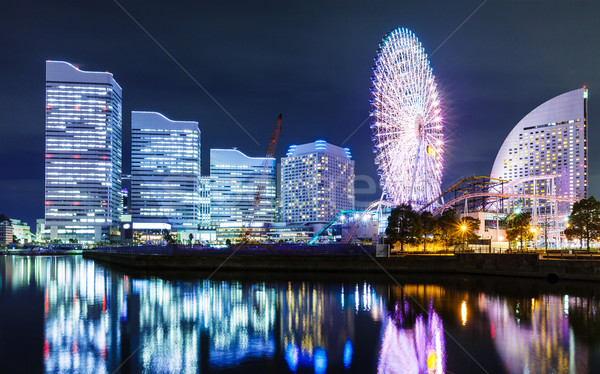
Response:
[1,255,600,373]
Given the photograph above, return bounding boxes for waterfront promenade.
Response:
[81,245,600,282]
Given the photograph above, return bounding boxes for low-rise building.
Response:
[10,219,33,243]
[0,217,13,245]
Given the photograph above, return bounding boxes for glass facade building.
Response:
[44,61,123,243]
[281,140,355,223]
[209,149,276,227]
[490,88,588,216]
[199,176,211,228]
[130,111,201,231]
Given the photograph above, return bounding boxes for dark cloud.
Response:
[1,0,598,229]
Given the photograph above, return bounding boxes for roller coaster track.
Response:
[431,191,576,216]
[420,174,569,216]
[311,175,575,244]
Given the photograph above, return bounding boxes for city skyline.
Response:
[1,1,599,228]
[4,3,600,373]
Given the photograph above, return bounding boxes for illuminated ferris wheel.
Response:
[370,28,444,210]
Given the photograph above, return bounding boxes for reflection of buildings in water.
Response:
[480,295,588,373]
[282,281,386,373]
[377,302,446,374]
[3,256,395,373]
[3,256,279,373]
[135,279,277,372]
[0,256,120,374]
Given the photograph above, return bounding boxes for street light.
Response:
[461,224,467,252]
[530,227,537,250]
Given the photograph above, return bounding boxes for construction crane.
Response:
[244,114,282,242]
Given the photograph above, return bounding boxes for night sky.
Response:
[1,0,599,230]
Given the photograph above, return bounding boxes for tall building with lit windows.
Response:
[130,111,201,231]
[199,176,211,227]
[490,88,588,216]
[209,149,276,227]
[45,61,122,243]
[281,140,355,224]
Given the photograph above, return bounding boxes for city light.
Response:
[370,28,444,210]
[131,111,201,231]
[44,60,122,243]
[281,141,354,224]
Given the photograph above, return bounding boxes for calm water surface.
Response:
[1,255,600,373]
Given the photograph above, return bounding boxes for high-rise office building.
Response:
[199,176,211,228]
[281,140,355,223]
[209,149,276,226]
[490,88,588,216]
[121,174,131,215]
[45,61,122,243]
[130,111,201,231]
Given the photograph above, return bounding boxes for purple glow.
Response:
[378,303,446,373]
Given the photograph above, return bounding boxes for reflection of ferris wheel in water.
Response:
[370,28,444,210]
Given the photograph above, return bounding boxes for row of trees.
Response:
[385,204,480,251]
[386,196,600,253]
[505,196,600,252]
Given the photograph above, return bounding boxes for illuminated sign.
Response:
[426,145,437,158]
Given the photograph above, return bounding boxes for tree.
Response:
[13,235,20,244]
[455,216,480,252]
[188,233,194,245]
[436,209,460,250]
[564,224,583,249]
[385,204,420,251]
[420,211,436,252]
[132,231,142,245]
[567,196,600,251]
[506,211,532,252]
[162,229,176,245]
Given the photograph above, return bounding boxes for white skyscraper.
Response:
[45,61,122,243]
[130,111,201,231]
[209,149,276,227]
[491,88,588,216]
[281,140,355,223]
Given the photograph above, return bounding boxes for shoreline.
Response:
[1,250,83,256]
[82,251,600,283]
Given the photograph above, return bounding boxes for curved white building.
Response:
[491,88,588,216]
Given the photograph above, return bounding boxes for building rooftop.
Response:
[46,60,122,95]
[284,140,352,159]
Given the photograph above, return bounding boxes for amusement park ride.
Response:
[236,29,576,247]
[310,175,577,245]
[309,28,577,247]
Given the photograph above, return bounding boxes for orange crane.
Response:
[244,114,282,241]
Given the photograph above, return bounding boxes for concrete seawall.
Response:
[83,252,600,282]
